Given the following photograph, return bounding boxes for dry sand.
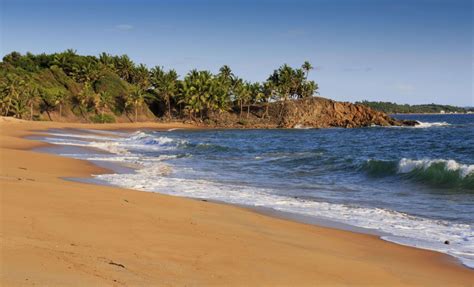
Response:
[1,118,473,286]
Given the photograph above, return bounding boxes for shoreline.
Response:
[31,132,379,234]
[1,119,473,286]
[35,126,474,270]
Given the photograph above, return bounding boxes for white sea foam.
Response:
[398,158,474,178]
[413,121,451,128]
[293,124,312,129]
[95,164,474,268]
[44,130,183,155]
[42,129,474,268]
[370,121,451,129]
[46,132,116,141]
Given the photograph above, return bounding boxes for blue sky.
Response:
[1,0,472,106]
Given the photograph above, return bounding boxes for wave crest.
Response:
[414,121,451,128]
[363,158,474,189]
[398,158,474,178]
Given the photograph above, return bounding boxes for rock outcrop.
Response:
[274,97,417,128]
[205,97,418,128]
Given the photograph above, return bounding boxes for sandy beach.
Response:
[1,118,473,286]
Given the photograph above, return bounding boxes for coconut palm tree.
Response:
[250,82,264,104]
[0,75,20,116]
[95,91,113,118]
[179,70,213,120]
[302,61,313,79]
[262,81,276,118]
[218,65,233,82]
[26,82,40,120]
[0,75,33,118]
[115,55,135,82]
[71,62,100,83]
[127,87,146,122]
[162,70,179,118]
[131,64,150,89]
[55,92,66,121]
[99,52,115,69]
[234,80,252,118]
[70,82,94,118]
[11,78,30,118]
[209,77,231,113]
[150,67,179,118]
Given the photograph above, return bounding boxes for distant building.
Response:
[440,110,446,114]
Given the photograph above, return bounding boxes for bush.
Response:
[94,71,130,114]
[237,119,248,126]
[90,114,115,123]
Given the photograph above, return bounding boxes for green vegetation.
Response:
[357,101,473,114]
[90,114,115,123]
[0,50,318,122]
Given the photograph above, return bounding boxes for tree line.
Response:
[0,50,318,122]
[357,101,473,114]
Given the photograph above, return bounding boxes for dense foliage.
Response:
[0,50,318,122]
[357,101,472,114]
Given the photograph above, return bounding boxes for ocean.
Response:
[40,114,474,268]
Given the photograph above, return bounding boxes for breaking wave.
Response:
[363,158,474,189]
[39,121,474,268]
[413,121,451,128]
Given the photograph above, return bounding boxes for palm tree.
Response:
[95,91,113,118]
[280,64,296,101]
[9,94,29,119]
[0,75,20,116]
[150,67,179,118]
[71,62,100,83]
[262,81,275,118]
[0,75,33,118]
[234,80,252,118]
[250,82,264,105]
[55,92,66,121]
[131,64,150,89]
[52,53,69,69]
[12,79,28,118]
[302,61,313,79]
[115,55,135,82]
[99,52,115,69]
[26,82,40,120]
[218,65,233,82]
[127,87,146,122]
[162,70,179,118]
[209,78,230,113]
[179,70,213,120]
[71,82,94,118]
[300,80,318,98]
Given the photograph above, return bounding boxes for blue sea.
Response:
[41,114,474,267]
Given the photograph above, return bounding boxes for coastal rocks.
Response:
[401,120,419,126]
[202,96,417,129]
[273,97,412,128]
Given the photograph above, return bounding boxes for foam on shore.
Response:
[41,128,474,268]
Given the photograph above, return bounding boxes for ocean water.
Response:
[41,114,474,268]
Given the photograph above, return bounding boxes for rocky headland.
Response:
[203,97,418,128]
